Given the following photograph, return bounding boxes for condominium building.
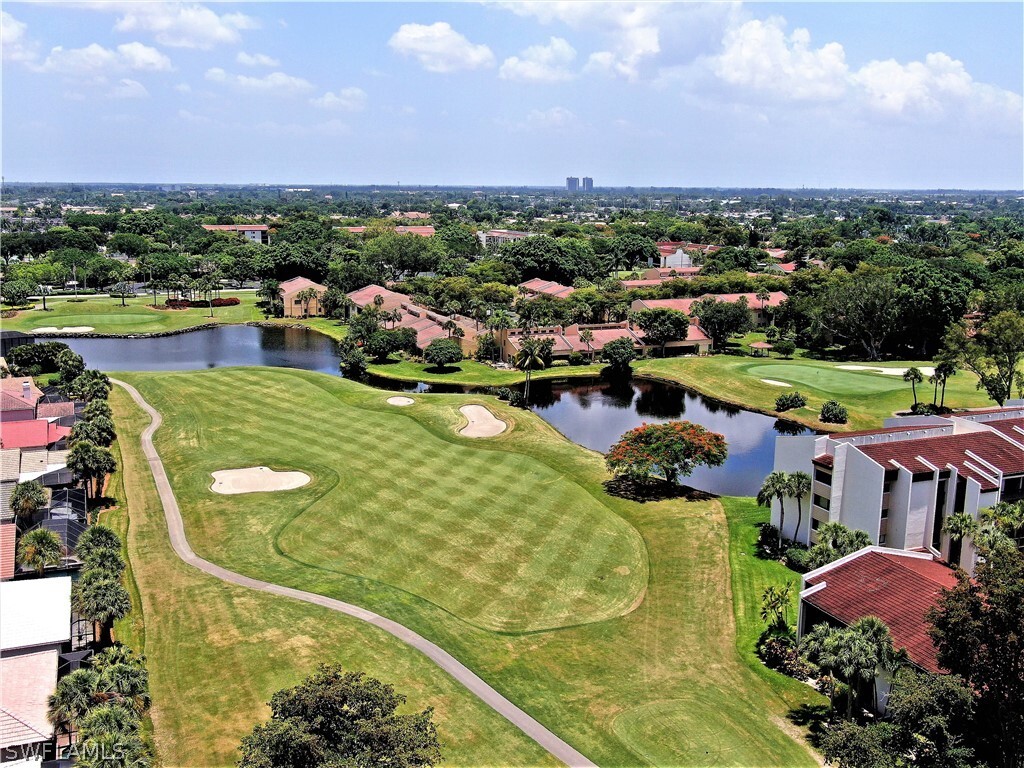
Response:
[582,177,593,193]
[772,405,1024,571]
[566,176,580,193]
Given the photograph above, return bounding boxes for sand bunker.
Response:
[211,466,310,495]
[837,365,935,377]
[387,396,415,406]
[33,326,94,333]
[761,379,791,387]
[459,404,507,438]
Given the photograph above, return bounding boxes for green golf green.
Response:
[748,363,903,395]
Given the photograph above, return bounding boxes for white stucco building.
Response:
[772,405,1024,572]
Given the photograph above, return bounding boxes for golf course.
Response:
[108,367,822,767]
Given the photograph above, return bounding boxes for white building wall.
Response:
[886,468,913,548]
[835,449,885,542]
[772,435,820,544]
[905,476,938,550]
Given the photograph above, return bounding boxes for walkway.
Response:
[112,379,597,768]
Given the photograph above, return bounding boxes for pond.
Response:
[64,325,806,496]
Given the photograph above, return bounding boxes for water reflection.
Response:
[65,326,807,496]
[527,375,807,496]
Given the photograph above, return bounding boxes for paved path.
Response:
[113,379,597,768]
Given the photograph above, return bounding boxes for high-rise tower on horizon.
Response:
[582,177,593,192]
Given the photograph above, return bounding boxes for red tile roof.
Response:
[857,432,1024,491]
[986,418,1024,444]
[804,550,958,674]
[342,226,435,237]
[346,284,408,309]
[0,420,70,450]
[278,277,326,295]
[634,291,787,315]
[36,402,76,420]
[0,393,34,415]
[519,278,575,298]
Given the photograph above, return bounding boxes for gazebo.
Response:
[750,341,773,357]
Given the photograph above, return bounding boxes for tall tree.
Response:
[903,366,924,407]
[73,570,131,646]
[758,471,791,549]
[787,471,812,543]
[514,337,546,405]
[68,442,118,500]
[943,310,1024,406]
[631,308,689,357]
[928,542,1024,768]
[238,664,442,768]
[606,421,728,488]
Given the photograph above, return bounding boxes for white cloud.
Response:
[713,17,847,101]
[500,37,576,83]
[36,42,172,76]
[105,2,259,49]
[388,22,494,73]
[706,16,1022,128]
[205,67,314,94]
[525,106,577,130]
[852,52,1021,125]
[174,82,191,93]
[110,78,148,99]
[255,119,351,137]
[236,51,280,68]
[1,11,37,62]
[311,86,367,111]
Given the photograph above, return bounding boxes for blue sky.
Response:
[2,2,1021,189]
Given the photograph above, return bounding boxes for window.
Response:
[811,517,821,530]
[814,468,832,485]
[879,534,887,544]
[813,494,831,511]
[881,507,889,519]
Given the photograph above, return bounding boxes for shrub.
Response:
[567,351,587,366]
[911,402,938,415]
[758,634,815,679]
[784,546,811,572]
[819,400,848,424]
[774,391,807,412]
[508,390,527,408]
[423,338,463,370]
[495,387,514,401]
[211,297,241,307]
[756,523,781,557]
[551,359,569,367]
[474,334,501,362]
[1,279,33,307]
[773,339,797,359]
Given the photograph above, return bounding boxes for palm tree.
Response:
[9,480,47,521]
[986,500,1024,545]
[943,511,977,566]
[934,360,957,408]
[76,730,151,768]
[801,624,879,718]
[295,286,320,318]
[73,571,131,646]
[756,287,770,314]
[17,528,63,574]
[787,471,812,542]
[515,338,546,406]
[48,668,101,734]
[759,582,793,632]
[580,328,595,361]
[78,704,140,742]
[850,616,902,709]
[97,663,151,716]
[903,367,924,408]
[757,471,791,550]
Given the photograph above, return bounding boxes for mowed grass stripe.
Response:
[143,368,647,633]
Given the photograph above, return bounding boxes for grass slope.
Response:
[115,367,818,766]
[636,353,995,431]
[108,385,560,768]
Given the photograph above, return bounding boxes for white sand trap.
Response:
[33,326,94,333]
[459,404,507,438]
[761,379,791,387]
[211,466,310,495]
[837,365,935,377]
[387,396,415,406]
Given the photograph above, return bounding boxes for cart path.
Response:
[112,379,597,768]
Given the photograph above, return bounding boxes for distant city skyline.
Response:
[2,2,1022,189]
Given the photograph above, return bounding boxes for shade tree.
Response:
[606,421,728,488]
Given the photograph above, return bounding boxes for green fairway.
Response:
[3,292,265,335]
[637,353,997,431]
[107,385,561,768]
[113,367,819,767]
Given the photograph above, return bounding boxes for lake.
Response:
[64,325,806,495]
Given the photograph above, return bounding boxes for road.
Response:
[112,379,598,768]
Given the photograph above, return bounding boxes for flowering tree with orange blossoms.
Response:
[606,421,728,487]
